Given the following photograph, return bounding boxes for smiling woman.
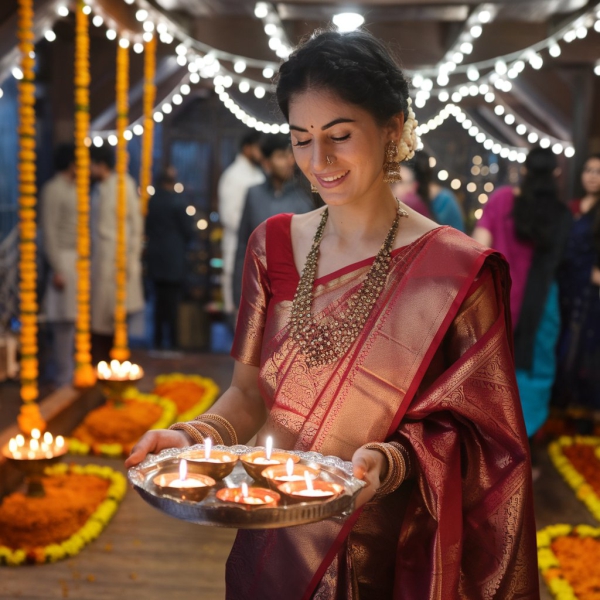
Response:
[127,29,539,600]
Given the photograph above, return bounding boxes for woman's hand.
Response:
[591,266,600,286]
[351,447,386,509]
[124,429,192,468]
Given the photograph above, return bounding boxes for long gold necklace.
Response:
[290,200,408,367]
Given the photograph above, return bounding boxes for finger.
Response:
[125,434,156,467]
[352,456,369,480]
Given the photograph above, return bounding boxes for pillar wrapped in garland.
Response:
[73,0,96,387]
[16,0,45,434]
[111,42,130,362]
[139,34,156,216]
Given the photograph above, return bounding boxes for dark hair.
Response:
[260,133,290,159]
[513,147,565,250]
[240,131,262,151]
[406,151,432,208]
[54,143,75,172]
[276,30,410,125]
[155,167,177,188]
[90,145,116,170]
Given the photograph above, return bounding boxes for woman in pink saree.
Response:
[127,30,539,599]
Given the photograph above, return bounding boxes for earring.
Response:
[383,141,402,184]
[311,183,318,193]
[326,155,334,165]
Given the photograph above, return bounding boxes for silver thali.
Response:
[128,444,365,529]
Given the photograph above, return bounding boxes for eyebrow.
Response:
[289,118,356,133]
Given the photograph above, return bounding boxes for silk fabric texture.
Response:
[228,214,538,599]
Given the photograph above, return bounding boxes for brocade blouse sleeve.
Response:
[230,221,271,366]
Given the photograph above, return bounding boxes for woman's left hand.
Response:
[351,447,386,509]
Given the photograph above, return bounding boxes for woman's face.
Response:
[581,157,600,196]
[288,88,402,207]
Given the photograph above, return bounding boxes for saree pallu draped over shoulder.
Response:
[228,216,539,600]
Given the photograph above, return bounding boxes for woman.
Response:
[127,30,538,599]
[554,154,600,423]
[473,147,571,438]
[393,151,465,231]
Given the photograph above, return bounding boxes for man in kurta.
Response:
[41,144,78,386]
[89,146,144,363]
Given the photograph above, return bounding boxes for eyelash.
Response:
[293,134,351,147]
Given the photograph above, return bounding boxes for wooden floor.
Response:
[0,350,595,599]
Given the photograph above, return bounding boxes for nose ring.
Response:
[326,155,334,165]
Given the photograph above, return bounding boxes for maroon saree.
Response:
[227,213,538,599]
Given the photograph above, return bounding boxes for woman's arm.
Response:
[125,360,266,467]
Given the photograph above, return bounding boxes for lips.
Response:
[315,170,350,189]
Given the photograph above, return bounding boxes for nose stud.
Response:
[326,155,334,165]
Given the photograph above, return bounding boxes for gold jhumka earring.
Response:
[311,183,318,193]
[383,140,402,184]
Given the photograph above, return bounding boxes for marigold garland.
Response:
[73,0,96,388]
[537,523,600,600]
[549,436,600,522]
[16,0,44,434]
[0,463,126,566]
[69,390,177,457]
[151,373,219,421]
[139,34,156,216]
[111,43,130,362]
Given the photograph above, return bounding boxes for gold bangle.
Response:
[190,422,224,446]
[169,422,205,445]
[389,441,412,479]
[194,414,238,446]
[362,442,407,498]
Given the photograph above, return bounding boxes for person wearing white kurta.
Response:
[90,152,144,358]
[41,147,78,386]
[218,133,264,318]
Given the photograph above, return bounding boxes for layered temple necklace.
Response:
[290,199,409,367]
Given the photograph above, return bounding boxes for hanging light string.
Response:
[253,2,293,60]
[16,0,45,434]
[111,41,130,362]
[73,0,96,388]
[139,33,156,216]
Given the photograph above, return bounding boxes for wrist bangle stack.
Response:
[362,442,407,498]
[389,441,412,479]
[168,421,224,446]
[193,414,238,446]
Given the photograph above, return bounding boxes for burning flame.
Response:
[204,438,212,460]
[241,482,249,498]
[304,470,313,492]
[31,428,40,440]
[265,436,273,460]
[286,458,294,478]
[179,459,188,481]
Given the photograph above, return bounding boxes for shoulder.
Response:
[427,226,495,267]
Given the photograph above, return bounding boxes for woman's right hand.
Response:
[124,429,192,468]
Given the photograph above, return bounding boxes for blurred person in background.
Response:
[145,167,195,350]
[41,144,77,386]
[554,154,600,431]
[218,132,265,327]
[393,150,465,231]
[233,134,312,308]
[473,147,571,440]
[89,145,144,363]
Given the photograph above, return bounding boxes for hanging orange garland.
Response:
[73,0,96,388]
[16,0,44,434]
[111,42,130,362]
[139,34,156,216]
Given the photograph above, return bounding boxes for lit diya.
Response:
[179,438,238,480]
[277,471,344,504]
[240,437,300,482]
[1,429,68,496]
[216,482,280,509]
[97,359,144,401]
[153,459,215,502]
[262,458,320,490]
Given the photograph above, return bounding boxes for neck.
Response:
[325,183,398,243]
[271,177,285,192]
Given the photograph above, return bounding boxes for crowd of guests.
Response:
[38,135,600,439]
